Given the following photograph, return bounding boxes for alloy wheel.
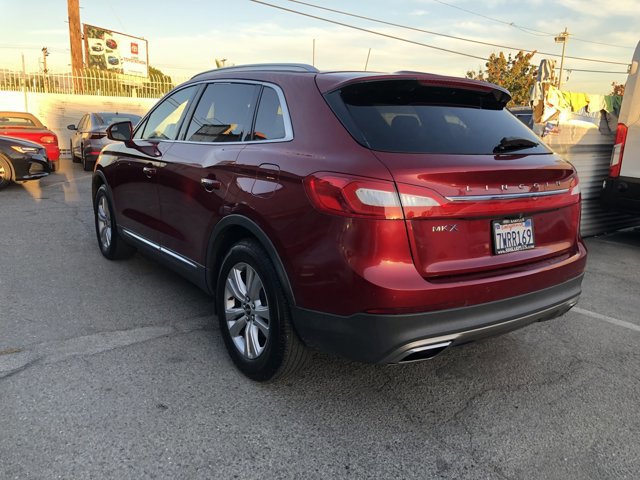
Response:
[223,262,271,360]
[96,195,112,250]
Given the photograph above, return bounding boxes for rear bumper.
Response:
[292,274,583,364]
[45,145,60,162]
[601,176,640,214]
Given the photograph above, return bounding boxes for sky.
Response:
[1,0,638,94]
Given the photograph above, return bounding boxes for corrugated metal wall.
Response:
[550,141,640,237]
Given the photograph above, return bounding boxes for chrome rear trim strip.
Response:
[446,189,569,202]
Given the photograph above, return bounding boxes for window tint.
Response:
[326,80,549,155]
[141,86,198,140]
[185,83,259,143]
[252,87,286,141]
[96,113,142,126]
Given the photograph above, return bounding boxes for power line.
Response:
[431,0,634,49]
[251,1,628,75]
[288,0,549,49]
[567,68,628,74]
[286,0,630,66]
[250,0,487,61]
[431,0,554,37]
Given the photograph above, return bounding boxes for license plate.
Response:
[492,217,535,254]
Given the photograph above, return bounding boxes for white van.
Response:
[601,41,640,212]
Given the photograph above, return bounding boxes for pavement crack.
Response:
[0,321,208,380]
[0,357,42,381]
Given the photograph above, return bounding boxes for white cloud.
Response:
[558,0,640,16]
[28,29,68,36]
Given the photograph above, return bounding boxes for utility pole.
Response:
[67,0,83,92]
[555,28,569,90]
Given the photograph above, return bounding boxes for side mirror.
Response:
[107,121,133,141]
[67,124,77,131]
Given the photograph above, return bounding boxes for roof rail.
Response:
[393,70,427,75]
[192,63,319,79]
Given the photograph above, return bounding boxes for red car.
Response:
[0,112,60,171]
[92,64,586,381]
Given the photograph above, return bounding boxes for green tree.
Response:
[466,51,538,107]
[141,65,174,97]
[148,66,172,83]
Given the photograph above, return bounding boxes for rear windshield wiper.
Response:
[493,137,538,153]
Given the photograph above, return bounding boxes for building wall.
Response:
[0,91,157,152]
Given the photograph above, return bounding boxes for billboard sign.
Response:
[83,24,149,78]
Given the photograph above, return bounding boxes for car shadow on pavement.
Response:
[595,227,640,247]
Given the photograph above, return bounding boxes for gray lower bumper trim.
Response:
[292,274,584,364]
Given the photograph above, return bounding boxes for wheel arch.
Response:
[91,170,110,204]
[206,215,296,313]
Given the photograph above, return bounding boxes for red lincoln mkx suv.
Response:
[92,64,586,381]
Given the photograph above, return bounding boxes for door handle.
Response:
[201,177,222,192]
[143,166,157,178]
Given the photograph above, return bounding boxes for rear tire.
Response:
[82,150,93,171]
[93,185,135,260]
[216,239,309,381]
[71,140,81,163]
[0,155,13,190]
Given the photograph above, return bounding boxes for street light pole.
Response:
[555,28,569,90]
[42,47,49,93]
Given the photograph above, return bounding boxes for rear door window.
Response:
[325,79,550,155]
[184,83,260,143]
[251,87,288,141]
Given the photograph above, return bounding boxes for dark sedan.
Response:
[68,112,141,171]
[0,135,51,190]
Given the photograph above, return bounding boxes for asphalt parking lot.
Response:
[1,158,640,480]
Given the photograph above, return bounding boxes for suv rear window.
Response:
[325,80,549,155]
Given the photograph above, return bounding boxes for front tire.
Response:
[93,185,135,260]
[217,240,308,381]
[0,155,13,190]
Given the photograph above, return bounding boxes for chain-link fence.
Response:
[0,69,186,99]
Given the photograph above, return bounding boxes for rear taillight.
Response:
[609,123,628,178]
[304,173,448,220]
[304,173,403,219]
[40,134,57,144]
[304,172,580,220]
[569,176,581,197]
[89,133,107,139]
[396,184,444,218]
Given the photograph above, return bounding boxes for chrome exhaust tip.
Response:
[397,341,452,363]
